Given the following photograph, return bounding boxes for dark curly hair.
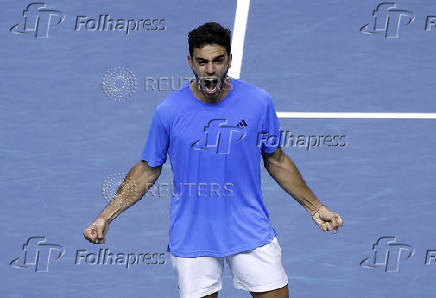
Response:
[188,22,231,57]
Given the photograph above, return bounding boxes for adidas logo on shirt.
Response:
[237,119,248,128]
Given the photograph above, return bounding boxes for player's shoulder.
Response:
[153,84,191,116]
[234,78,274,105]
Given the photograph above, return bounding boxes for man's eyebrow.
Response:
[195,54,226,62]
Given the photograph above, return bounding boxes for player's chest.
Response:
[169,110,262,154]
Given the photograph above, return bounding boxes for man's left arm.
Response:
[262,147,343,233]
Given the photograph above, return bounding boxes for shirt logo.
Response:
[192,119,248,154]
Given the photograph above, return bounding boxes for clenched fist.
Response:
[83,218,110,244]
[312,205,343,234]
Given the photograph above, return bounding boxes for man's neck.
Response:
[190,79,231,104]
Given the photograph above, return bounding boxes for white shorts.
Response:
[170,237,288,298]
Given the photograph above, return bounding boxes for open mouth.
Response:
[203,78,219,95]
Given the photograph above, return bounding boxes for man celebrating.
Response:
[84,22,343,298]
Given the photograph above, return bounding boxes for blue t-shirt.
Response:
[141,78,281,257]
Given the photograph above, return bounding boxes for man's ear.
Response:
[228,53,232,68]
[187,55,193,69]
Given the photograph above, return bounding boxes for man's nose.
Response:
[205,62,215,75]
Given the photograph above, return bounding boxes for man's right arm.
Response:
[83,160,162,244]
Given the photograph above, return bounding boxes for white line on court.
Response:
[229,3,435,120]
[276,112,436,119]
[228,0,250,79]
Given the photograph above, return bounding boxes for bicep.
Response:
[262,146,284,169]
[130,161,162,186]
[141,160,162,177]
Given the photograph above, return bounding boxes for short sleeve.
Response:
[141,109,169,167]
[261,96,281,154]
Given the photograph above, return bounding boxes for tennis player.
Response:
[84,22,343,298]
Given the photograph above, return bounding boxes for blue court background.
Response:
[1,0,436,297]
